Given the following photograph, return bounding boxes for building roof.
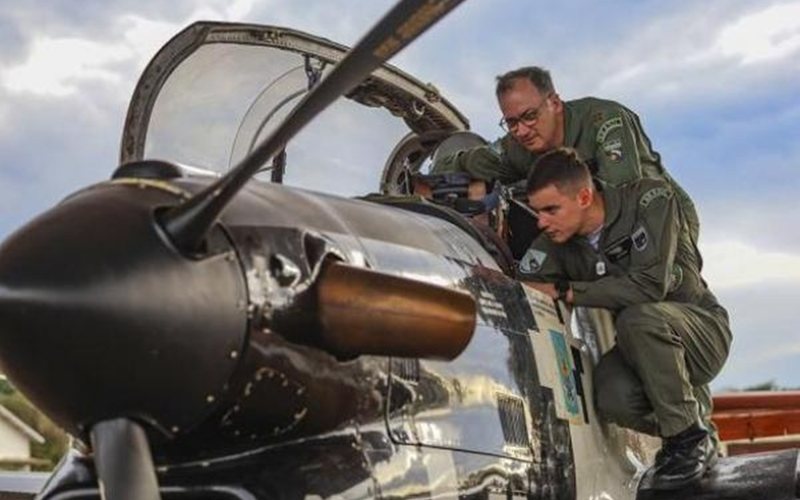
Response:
[0,405,45,444]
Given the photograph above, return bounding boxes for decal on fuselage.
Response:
[550,330,581,420]
[522,284,586,424]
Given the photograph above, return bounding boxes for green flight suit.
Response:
[518,180,731,437]
[432,97,700,245]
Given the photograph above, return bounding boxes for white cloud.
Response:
[0,1,260,99]
[567,2,800,106]
[117,15,185,69]
[1,37,132,96]
[225,0,257,20]
[700,240,800,289]
[715,2,800,64]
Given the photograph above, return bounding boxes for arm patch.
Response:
[596,116,623,143]
[519,248,548,274]
[639,186,672,208]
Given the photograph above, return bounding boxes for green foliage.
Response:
[0,386,69,471]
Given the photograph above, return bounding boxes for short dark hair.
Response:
[526,148,592,196]
[496,66,555,99]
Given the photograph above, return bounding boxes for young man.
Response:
[432,66,700,245]
[519,148,731,490]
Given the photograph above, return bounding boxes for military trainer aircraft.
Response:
[0,1,797,499]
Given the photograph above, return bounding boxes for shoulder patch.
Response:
[602,138,623,162]
[519,248,548,274]
[596,116,623,143]
[639,186,672,208]
[632,225,648,251]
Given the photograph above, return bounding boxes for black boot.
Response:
[649,422,716,490]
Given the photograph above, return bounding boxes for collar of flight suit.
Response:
[598,183,624,237]
[562,100,579,148]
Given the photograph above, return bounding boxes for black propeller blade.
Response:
[160,0,466,255]
[90,419,161,500]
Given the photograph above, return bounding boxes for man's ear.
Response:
[550,93,564,113]
[576,186,593,208]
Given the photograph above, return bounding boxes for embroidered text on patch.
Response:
[596,116,623,143]
[520,248,548,274]
[639,187,672,208]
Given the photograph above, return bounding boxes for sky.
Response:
[1,0,799,391]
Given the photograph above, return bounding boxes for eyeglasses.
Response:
[499,95,551,132]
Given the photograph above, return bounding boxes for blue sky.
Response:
[1,0,799,390]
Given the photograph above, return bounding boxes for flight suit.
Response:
[432,97,700,246]
[518,180,731,437]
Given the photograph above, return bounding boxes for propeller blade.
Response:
[160,0,466,254]
[90,418,161,500]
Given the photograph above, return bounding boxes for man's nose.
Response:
[537,215,549,230]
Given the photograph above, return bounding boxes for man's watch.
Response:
[555,280,571,302]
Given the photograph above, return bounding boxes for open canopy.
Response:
[119,21,468,196]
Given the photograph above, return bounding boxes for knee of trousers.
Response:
[594,348,653,425]
[613,303,670,353]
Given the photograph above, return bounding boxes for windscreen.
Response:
[144,43,409,196]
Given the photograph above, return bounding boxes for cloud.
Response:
[2,37,131,96]
[550,2,800,109]
[715,2,800,64]
[0,0,261,99]
[701,240,800,290]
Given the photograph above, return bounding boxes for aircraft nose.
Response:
[0,182,247,441]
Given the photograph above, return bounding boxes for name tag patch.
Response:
[604,235,632,262]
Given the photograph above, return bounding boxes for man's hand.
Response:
[523,281,573,304]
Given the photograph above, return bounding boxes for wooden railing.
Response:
[712,391,800,455]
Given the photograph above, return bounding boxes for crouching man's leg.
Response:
[594,346,658,435]
[613,302,731,490]
[594,349,721,444]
